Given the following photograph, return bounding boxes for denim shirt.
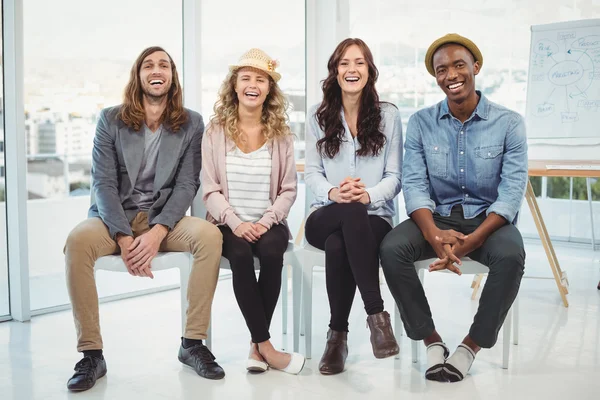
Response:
[305,102,403,224]
[403,92,528,223]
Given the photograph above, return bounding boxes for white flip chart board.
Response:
[525,19,600,139]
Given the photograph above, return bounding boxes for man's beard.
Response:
[142,86,169,103]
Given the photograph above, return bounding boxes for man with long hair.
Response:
[64,47,225,392]
[381,34,527,382]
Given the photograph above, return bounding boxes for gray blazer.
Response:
[89,105,204,239]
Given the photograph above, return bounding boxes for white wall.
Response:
[528,140,600,161]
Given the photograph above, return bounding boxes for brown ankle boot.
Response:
[318,329,348,375]
[366,311,399,359]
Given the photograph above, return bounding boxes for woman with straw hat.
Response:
[304,38,403,375]
[201,48,304,374]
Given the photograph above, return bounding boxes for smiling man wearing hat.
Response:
[380,33,528,382]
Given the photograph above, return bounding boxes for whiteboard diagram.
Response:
[526,20,600,139]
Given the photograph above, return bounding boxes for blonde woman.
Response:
[201,48,304,374]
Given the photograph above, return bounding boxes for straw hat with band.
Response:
[229,48,281,82]
[424,33,483,77]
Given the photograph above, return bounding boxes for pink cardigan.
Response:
[201,123,298,238]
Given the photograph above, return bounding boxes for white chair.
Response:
[91,185,193,336]
[293,243,404,359]
[205,242,302,351]
[96,245,302,351]
[292,196,401,358]
[94,252,192,333]
[406,258,520,369]
[294,251,520,368]
[191,195,304,351]
[93,189,303,351]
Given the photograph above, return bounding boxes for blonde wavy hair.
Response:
[210,67,290,141]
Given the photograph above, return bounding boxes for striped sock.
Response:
[443,344,476,382]
[425,342,449,382]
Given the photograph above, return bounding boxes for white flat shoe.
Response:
[246,357,268,373]
[278,352,305,375]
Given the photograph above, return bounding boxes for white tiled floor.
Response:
[1,240,600,400]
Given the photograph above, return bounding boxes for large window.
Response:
[24,0,183,311]
[199,0,306,236]
[1,2,9,318]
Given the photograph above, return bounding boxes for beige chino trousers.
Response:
[64,213,222,352]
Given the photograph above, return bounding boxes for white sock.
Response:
[425,342,449,381]
[444,344,476,382]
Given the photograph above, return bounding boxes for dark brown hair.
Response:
[316,38,386,158]
[118,46,188,132]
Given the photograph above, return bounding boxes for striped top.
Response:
[226,143,272,223]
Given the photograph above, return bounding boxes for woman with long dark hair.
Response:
[305,38,403,375]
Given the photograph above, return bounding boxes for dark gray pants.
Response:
[380,207,525,348]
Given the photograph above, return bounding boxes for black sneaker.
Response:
[66,355,107,392]
[178,343,225,380]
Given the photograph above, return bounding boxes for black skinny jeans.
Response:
[305,203,392,332]
[219,224,289,343]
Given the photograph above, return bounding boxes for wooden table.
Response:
[528,160,600,178]
[296,159,600,307]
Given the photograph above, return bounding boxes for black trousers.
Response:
[219,224,289,343]
[305,203,392,332]
[380,206,525,348]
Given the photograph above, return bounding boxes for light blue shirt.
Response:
[305,102,403,224]
[403,91,528,223]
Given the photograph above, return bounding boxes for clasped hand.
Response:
[331,177,370,204]
[426,229,470,275]
[233,222,268,243]
[117,225,168,279]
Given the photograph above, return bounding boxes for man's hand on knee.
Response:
[117,234,137,276]
[126,225,168,279]
[136,263,154,279]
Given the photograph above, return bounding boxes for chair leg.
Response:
[179,261,190,336]
[206,319,212,350]
[412,269,424,363]
[394,304,402,360]
[502,307,512,369]
[513,295,519,345]
[300,308,305,336]
[292,251,302,353]
[412,340,419,363]
[282,263,288,337]
[302,263,314,359]
[471,274,485,300]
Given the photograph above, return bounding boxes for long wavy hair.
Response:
[118,46,188,132]
[316,38,386,158]
[210,67,290,142]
